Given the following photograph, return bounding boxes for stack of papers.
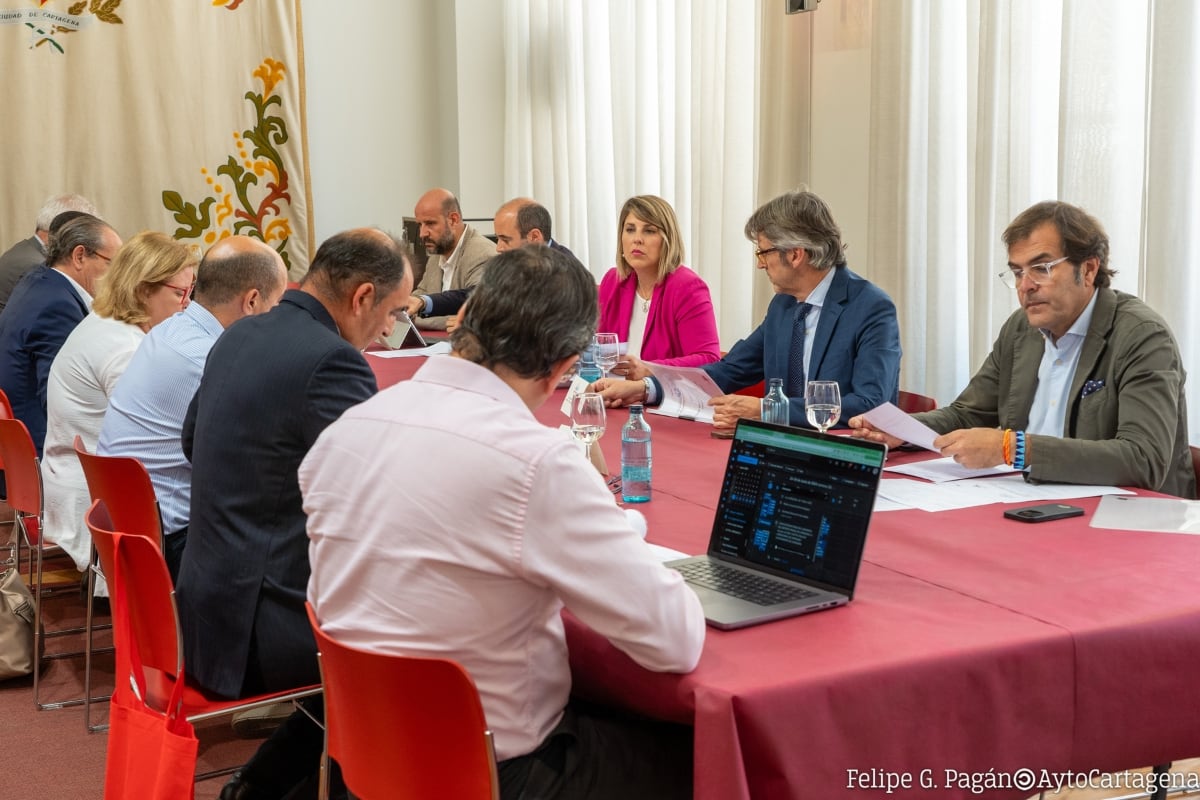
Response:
[1090,495,1200,534]
[874,474,1132,513]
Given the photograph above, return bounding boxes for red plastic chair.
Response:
[0,416,93,710]
[897,390,937,414]
[94,511,322,783]
[307,602,499,800]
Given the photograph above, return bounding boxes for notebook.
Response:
[377,311,427,350]
[667,418,886,629]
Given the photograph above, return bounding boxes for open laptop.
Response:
[667,418,886,629]
[376,310,427,350]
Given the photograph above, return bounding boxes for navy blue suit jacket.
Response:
[703,266,901,427]
[423,240,580,317]
[176,290,377,698]
[0,266,88,454]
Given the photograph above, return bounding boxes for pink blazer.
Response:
[597,265,721,368]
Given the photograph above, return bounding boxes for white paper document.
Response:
[876,474,1133,513]
[560,375,593,417]
[861,402,941,451]
[884,457,1020,483]
[645,364,723,423]
[367,340,452,358]
[1090,495,1200,535]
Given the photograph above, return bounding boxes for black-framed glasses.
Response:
[998,256,1070,289]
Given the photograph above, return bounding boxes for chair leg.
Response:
[84,559,113,733]
[1150,763,1170,800]
[31,522,43,710]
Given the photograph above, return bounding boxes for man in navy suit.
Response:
[594,189,901,430]
[0,214,120,454]
[177,227,411,800]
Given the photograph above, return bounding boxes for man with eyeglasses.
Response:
[851,200,1195,498]
[594,189,902,431]
[0,213,121,455]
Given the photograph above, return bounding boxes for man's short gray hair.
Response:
[36,194,99,232]
[744,189,845,271]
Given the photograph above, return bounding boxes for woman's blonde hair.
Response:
[614,195,685,282]
[93,232,198,326]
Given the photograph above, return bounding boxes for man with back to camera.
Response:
[176,228,411,799]
[849,200,1195,498]
[405,196,580,331]
[408,187,496,330]
[302,245,705,800]
[0,214,121,454]
[98,235,289,581]
[0,193,99,313]
[594,189,902,431]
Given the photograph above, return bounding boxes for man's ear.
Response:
[241,288,262,314]
[527,229,547,245]
[350,282,375,315]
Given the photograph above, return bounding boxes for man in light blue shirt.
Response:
[98,235,287,579]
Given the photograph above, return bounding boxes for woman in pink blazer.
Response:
[598,195,720,380]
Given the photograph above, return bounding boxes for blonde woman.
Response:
[597,195,720,380]
[41,231,198,587]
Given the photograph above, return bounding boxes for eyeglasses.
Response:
[162,282,193,307]
[89,250,113,264]
[754,246,782,260]
[998,256,1070,289]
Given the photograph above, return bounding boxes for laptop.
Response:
[376,311,427,350]
[667,418,886,629]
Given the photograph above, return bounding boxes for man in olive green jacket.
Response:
[851,200,1194,499]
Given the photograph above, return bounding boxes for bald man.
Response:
[409,188,496,330]
[406,197,578,332]
[99,235,289,579]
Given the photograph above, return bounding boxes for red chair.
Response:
[897,390,937,414]
[307,602,499,800]
[75,437,165,730]
[0,416,96,710]
[93,507,322,783]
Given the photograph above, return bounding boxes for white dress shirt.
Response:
[1026,291,1099,437]
[301,355,705,761]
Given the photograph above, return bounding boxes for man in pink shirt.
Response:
[301,246,705,799]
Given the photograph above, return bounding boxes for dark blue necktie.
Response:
[786,302,812,397]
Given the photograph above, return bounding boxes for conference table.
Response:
[369,352,1200,799]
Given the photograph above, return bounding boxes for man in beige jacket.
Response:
[410,187,496,330]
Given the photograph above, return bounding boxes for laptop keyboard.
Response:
[674,561,819,607]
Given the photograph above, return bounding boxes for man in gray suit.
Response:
[0,193,98,313]
[851,200,1194,498]
[410,187,496,330]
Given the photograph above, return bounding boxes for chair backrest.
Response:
[0,417,43,525]
[0,388,13,420]
[99,523,184,712]
[74,436,164,546]
[897,390,937,414]
[306,603,499,800]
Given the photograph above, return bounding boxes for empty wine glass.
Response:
[571,392,607,446]
[593,333,620,377]
[805,381,841,433]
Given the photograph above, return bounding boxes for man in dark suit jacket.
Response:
[0,193,98,314]
[177,227,411,800]
[0,214,120,454]
[594,190,901,430]
[405,197,579,327]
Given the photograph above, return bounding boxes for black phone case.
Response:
[1003,503,1085,523]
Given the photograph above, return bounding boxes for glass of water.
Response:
[804,381,841,433]
[593,333,620,377]
[571,392,607,446]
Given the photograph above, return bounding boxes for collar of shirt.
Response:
[56,268,93,310]
[802,265,837,311]
[442,227,469,272]
[411,354,534,417]
[1039,289,1099,349]
[183,299,226,338]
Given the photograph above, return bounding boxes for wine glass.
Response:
[571,392,607,446]
[593,333,620,378]
[805,381,842,433]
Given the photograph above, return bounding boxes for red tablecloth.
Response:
[369,352,1200,799]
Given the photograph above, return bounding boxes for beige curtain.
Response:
[1,0,311,278]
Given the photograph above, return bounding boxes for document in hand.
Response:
[860,402,941,451]
[645,365,724,423]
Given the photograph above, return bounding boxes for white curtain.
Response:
[866,0,1200,444]
[501,0,759,347]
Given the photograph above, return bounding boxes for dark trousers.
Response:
[163,527,187,584]
[498,700,694,800]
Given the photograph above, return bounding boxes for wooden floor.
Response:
[1027,760,1200,800]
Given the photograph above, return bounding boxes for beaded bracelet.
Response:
[1012,430,1027,471]
[1002,429,1014,466]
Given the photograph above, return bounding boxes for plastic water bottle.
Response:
[621,404,652,503]
[761,378,789,425]
[578,344,602,382]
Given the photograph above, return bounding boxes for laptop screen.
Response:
[709,420,885,593]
